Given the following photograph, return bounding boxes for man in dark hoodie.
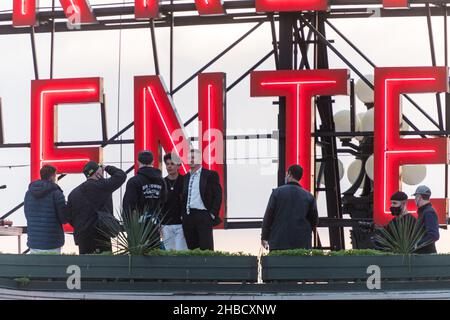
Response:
[122,150,167,220]
[68,162,126,254]
[24,165,68,254]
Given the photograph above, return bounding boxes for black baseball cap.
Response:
[83,161,100,178]
[390,191,408,201]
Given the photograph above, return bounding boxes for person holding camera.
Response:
[181,149,222,251]
[67,162,126,254]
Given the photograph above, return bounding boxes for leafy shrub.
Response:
[146,249,251,257]
[14,277,30,287]
[372,214,429,255]
[267,249,327,256]
[267,248,392,256]
[330,249,392,256]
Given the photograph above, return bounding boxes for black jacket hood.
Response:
[28,180,59,199]
[137,166,163,181]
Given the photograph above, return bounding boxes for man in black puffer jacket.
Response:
[24,165,68,254]
[122,150,167,219]
[68,162,126,254]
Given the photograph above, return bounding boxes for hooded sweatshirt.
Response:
[24,180,68,250]
[122,166,167,217]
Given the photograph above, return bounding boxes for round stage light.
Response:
[365,154,374,180]
[360,108,374,132]
[355,75,374,104]
[334,110,362,140]
[402,165,427,186]
[347,159,364,188]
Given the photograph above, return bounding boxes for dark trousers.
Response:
[78,230,112,254]
[182,209,214,250]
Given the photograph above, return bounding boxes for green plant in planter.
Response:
[330,249,392,256]
[146,249,251,257]
[100,207,165,256]
[267,249,327,256]
[266,248,394,256]
[372,214,430,255]
[14,277,30,287]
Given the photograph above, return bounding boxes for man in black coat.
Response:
[413,185,440,254]
[122,150,167,219]
[24,165,68,253]
[261,165,319,251]
[182,149,222,251]
[67,162,126,254]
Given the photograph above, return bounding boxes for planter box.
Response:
[0,254,258,283]
[262,255,450,282]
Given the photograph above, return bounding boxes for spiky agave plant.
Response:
[372,214,430,255]
[99,206,166,256]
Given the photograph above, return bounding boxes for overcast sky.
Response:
[1,0,450,254]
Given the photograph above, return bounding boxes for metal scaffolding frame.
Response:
[0,0,449,251]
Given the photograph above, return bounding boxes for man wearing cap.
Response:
[67,162,126,254]
[373,191,417,250]
[122,150,167,221]
[413,185,440,254]
[389,191,411,218]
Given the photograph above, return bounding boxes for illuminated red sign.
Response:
[373,67,449,226]
[30,77,103,182]
[134,0,159,19]
[195,0,225,15]
[134,76,190,175]
[13,0,39,27]
[59,0,96,24]
[383,0,409,8]
[255,0,328,12]
[13,0,97,27]
[251,70,349,192]
[198,72,226,227]
[11,0,415,26]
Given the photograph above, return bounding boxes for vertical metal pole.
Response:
[277,13,295,186]
[169,0,174,94]
[350,79,355,132]
[445,4,448,68]
[30,27,40,80]
[0,100,3,145]
[150,19,160,76]
[270,13,280,69]
[427,3,444,130]
[445,4,449,218]
[314,13,345,250]
[50,0,55,79]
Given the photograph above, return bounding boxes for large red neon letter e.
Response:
[255,0,328,12]
[13,0,96,27]
[374,67,449,226]
[30,77,104,182]
[251,69,349,192]
[198,73,226,227]
[134,76,190,174]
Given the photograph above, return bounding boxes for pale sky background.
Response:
[1,0,450,254]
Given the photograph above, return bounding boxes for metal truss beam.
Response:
[0,1,449,35]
